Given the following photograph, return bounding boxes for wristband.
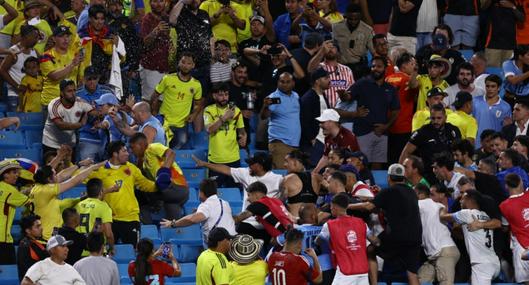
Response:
[171,219,177,228]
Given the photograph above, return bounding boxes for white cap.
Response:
[46,234,73,251]
[316,109,340,122]
[387,163,405,177]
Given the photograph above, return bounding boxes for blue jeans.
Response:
[169,126,188,150]
[79,141,104,162]
[6,96,17,112]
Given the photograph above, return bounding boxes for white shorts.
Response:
[512,236,529,283]
[139,66,165,101]
[332,266,369,285]
[471,262,500,285]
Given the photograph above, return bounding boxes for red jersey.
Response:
[327,215,369,275]
[323,126,360,155]
[267,251,318,285]
[128,259,176,285]
[500,192,529,248]
[386,71,416,134]
[255,196,293,238]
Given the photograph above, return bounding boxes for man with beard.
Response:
[501,99,529,146]
[17,215,48,281]
[203,82,247,187]
[307,40,355,108]
[372,34,395,77]
[229,61,253,139]
[151,52,203,150]
[192,152,283,243]
[239,14,275,81]
[410,55,450,111]
[447,92,477,143]
[347,57,400,169]
[42,80,95,158]
[399,103,461,183]
[443,62,484,107]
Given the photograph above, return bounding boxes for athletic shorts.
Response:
[471,262,500,285]
[332,267,369,285]
[512,236,529,283]
[376,238,421,274]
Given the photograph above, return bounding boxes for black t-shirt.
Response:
[485,4,520,50]
[409,123,462,176]
[175,8,212,68]
[239,36,271,83]
[373,183,422,245]
[474,171,508,205]
[446,0,479,15]
[291,47,313,95]
[389,0,423,37]
[229,82,250,110]
[58,226,87,265]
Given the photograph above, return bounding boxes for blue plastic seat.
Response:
[0,265,19,285]
[0,102,8,113]
[0,131,26,148]
[0,148,42,162]
[182,168,207,188]
[160,224,202,245]
[13,207,22,225]
[239,150,249,167]
[372,170,389,189]
[175,149,207,169]
[24,130,42,145]
[166,263,196,282]
[459,49,474,60]
[191,131,209,149]
[140,225,161,243]
[486,67,504,77]
[217,188,242,207]
[11,224,22,243]
[61,186,84,199]
[177,244,203,263]
[117,263,130,279]
[231,206,242,214]
[6,112,43,125]
[271,169,288,176]
[113,244,136,264]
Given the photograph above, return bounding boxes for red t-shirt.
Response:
[323,126,360,155]
[499,192,529,248]
[140,13,170,72]
[385,71,416,134]
[267,252,318,285]
[128,259,176,285]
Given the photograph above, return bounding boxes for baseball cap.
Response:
[95,93,119,106]
[452,91,473,109]
[316,109,340,122]
[432,34,449,50]
[427,87,447,98]
[46,234,73,251]
[208,227,235,245]
[310,68,329,84]
[339,164,359,178]
[53,25,72,37]
[387,163,405,177]
[84,66,99,78]
[250,15,265,24]
[0,160,22,176]
[24,1,43,11]
[344,150,369,166]
[245,152,271,167]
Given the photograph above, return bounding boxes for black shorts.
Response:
[375,239,421,274]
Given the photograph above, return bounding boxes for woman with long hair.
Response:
[128,238,181,285]
[503,45,529,105]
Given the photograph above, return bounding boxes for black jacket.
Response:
[501,123,527,146]
[300,89,329,146]
[17,237,48,281]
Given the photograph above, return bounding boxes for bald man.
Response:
[114,102,166,144]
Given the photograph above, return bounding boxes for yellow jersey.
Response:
[319,11,344,24]
[87,162,156,222]
[447,110,478,140]
[203,104,245,164]
[29,183,79,240]
[40,47,80,106]
[0,181,29,243]
[143,143,187,186]
[19,74,43,112]
[231,260,268,285]
[196,249,234,285]
[75,197,113,234]
[13,18,52,54]
[156,73,202,128]
[200,0,244,53]
[235,1,253,43]
[0,0,24,36]
[416,75,449,110]
[412,108,454,131]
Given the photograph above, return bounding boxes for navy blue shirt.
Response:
[348,76,400,136]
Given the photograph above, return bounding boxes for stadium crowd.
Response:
[0,0,529,284]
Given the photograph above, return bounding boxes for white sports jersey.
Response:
[419,199,456,258]
[454,209,500,265]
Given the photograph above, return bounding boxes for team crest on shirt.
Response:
[190,87,195,94]
[124,168,131,176]
[496,110,502,118]
[346,230,360,250]
[522,208,529,222]
[75,111,82,117]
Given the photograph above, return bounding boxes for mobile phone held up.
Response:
[161,242,172,259]
[270,98,281,104]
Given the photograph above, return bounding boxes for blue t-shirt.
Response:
[472,95,512,148]
[268,89,301,147]
[104,112,134,143]
[77,85,114,144]
[503,59,529,96]
[274,13,293,49]
[140,116,166,145]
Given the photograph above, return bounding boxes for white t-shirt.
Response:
[43,97,93,148]
[73,256,119,285]
[25,257,86,285]
[474,73,488,91]
[445,172,465,199]
[196,194,237,239]
[418,198,456,257]
[231,168,283,227]
[443,84,485,108]
[7,44,37,96]
[316,94,328,143]
[453,209,500,265]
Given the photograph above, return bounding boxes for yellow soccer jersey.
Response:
[75,197,113,234]
[204,104,245,164]
[156,73,202,128]
[19,74,43,112]
[0,181,29,243]
[416,75,449,110]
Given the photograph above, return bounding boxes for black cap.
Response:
[427,87,447,98]
[208,227,235,245]
[84,66,99,78]
[344,150,369,166]
[452,91,473,109]
[245,152,271,167]
[310,68,329,84]
[53,25,72,37]
[268,45,283,55]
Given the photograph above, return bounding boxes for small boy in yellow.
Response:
[19,56,43,112]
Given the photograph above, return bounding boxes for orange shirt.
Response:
[516,0,529,44]
[386,71,415,134]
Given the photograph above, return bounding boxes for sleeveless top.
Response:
[140,116,166,145]
[288,172,318,204]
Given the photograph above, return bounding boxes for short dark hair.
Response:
[23,56,39,68]
[485,74,502,87]
[415,183,430,196]
[62,208,78,224]
[431,183,450,197]
[287,150,309,167]
[407,155,424,175]
[330,171,347,186]
[21,215,41,237]
[87,231,105,253]
[502,148,524,167]
[284,228,304,244]
[331,192,350,209]
[215,39,231,49]
[505,173,522,189]
[179,51,195,62]
[106,141,126,158]
[345,3,361,13]
[514,135,529,150]
[86,178,103,198]
[457,62,475,76]
[303,32,323,49]
[20,25,38,37]
[130,132,147,145]
[433,152,455,171]
[480,158,498,174]
[247,181,268,195]
[371,56,388,67]
[491,131,506,141]
[480,129,496,141]
[395,52,414,69]
[60,79,75,92]
[452,139,474,158]
[34,165,53,184]
[88,4,106,18]
[430,103,446,113]
[372,34,387,46]
[199,179,218,197]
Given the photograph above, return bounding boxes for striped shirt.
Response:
[320,62,355,107]
[210,58,237,83]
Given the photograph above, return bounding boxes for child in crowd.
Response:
[18,56,43,113]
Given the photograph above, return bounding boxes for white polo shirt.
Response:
[196,194,236,239]
[418,198,456,258]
